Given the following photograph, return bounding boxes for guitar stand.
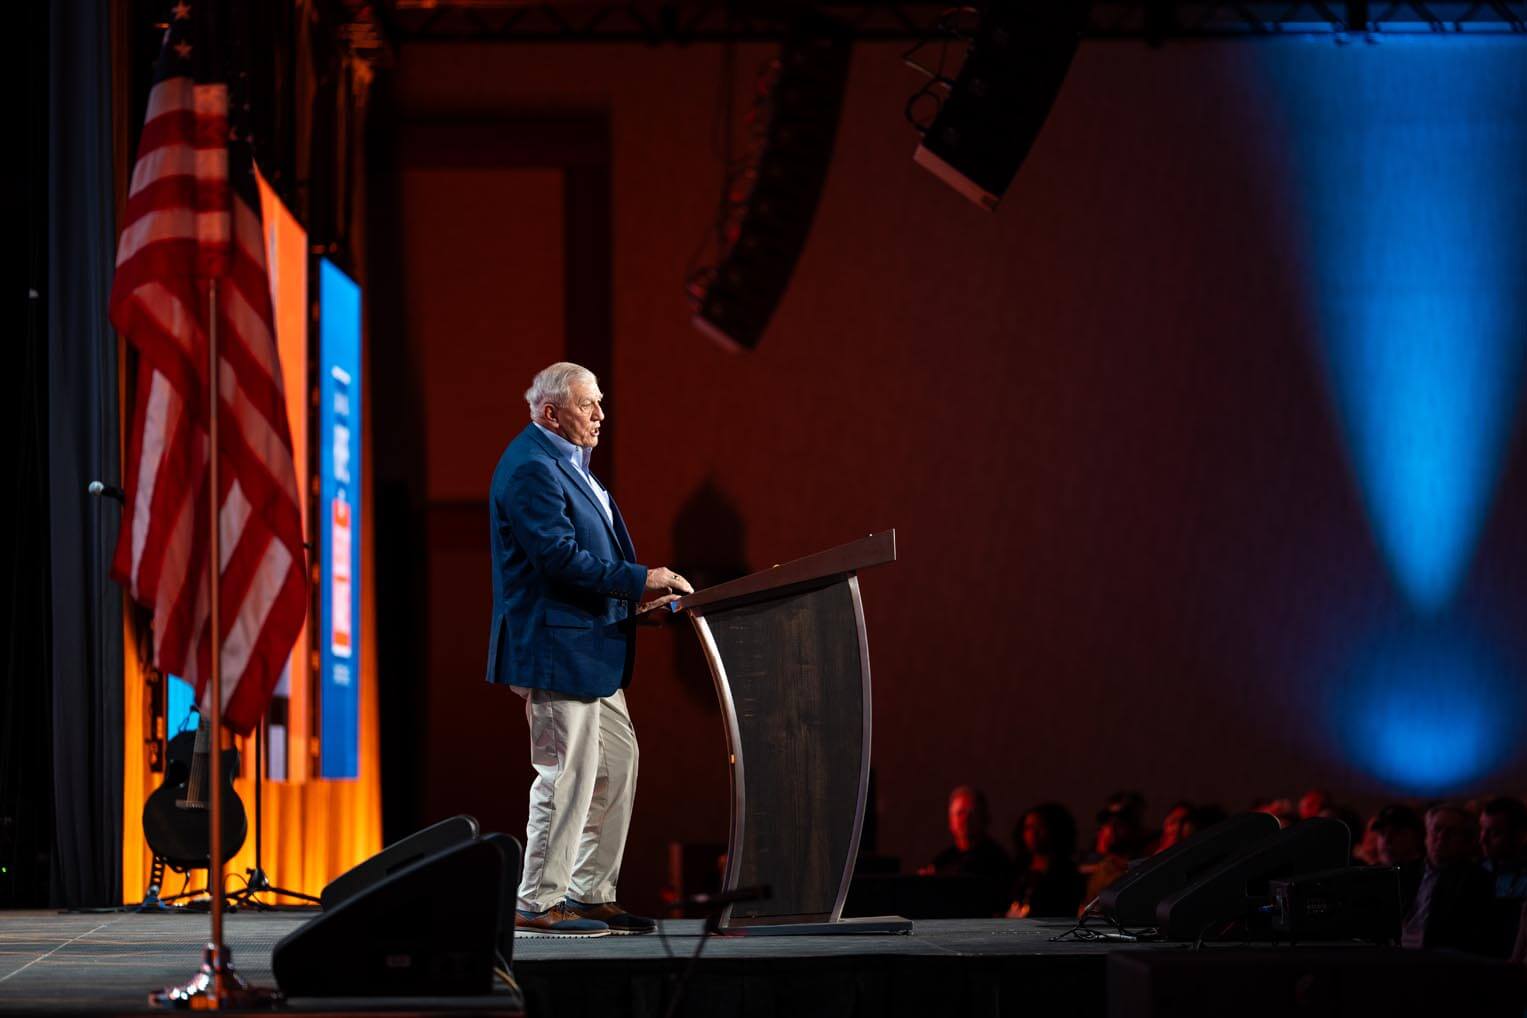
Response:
[227,866,319,910]
[224,721,320,911]
[135,857,174,913]
[134,855,224,913]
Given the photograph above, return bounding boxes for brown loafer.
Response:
[564,899,656,935]
[514,903,611,937]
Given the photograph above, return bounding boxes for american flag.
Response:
[111,0,306,736]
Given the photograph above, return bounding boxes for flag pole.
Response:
[151,277,272,1009]
[206,275,227,1006]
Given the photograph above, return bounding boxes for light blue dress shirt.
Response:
[533,423,613,525]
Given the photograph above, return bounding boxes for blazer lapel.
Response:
[528,435,618,549]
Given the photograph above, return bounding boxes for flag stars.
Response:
[172,1,191,19]
[173,40,192,60]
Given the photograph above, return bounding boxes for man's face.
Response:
[1426,810,1476,868]
[949,792,984,846]
[1480,812,1522,864]
[549,378,605,448]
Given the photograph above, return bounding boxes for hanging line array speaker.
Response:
[913,2,1092,210]
[690,13,853,351]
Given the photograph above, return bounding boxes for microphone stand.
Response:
[87,481,179,917]
[226,719,320,909]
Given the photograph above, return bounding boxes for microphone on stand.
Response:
[88,481,127,503]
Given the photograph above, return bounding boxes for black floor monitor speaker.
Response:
[913,2,1092,209]
[1099,812,1280,927]
[1155,817,1351,940]
[273,837,508,997]
[319,813,479,911]
[483,832,522,964]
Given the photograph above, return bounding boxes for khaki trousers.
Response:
[511,686,638,913]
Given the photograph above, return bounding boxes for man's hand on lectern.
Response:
[645,566,693,596]
[634,593,682,624]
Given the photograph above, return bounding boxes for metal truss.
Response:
[374,1,1527,43]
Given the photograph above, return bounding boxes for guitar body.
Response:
[142,729,248,869]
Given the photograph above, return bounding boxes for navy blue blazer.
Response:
[486,424,647,697]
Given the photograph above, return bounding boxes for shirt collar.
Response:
[534,422,593,472]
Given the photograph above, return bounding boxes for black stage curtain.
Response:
[46,0,124,909]
[3,1,57,910]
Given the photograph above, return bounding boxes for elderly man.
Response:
[488,362,691,937]
[920,785,1013,916]
[1400,804,1495,954]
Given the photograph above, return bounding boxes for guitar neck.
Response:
[177,714,221,810]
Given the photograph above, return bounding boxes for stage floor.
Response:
[4,909,1517,1016]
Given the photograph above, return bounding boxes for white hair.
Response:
[525,362,596,420]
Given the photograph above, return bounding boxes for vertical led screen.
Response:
[257,170,311,782]
[319,259,362,779]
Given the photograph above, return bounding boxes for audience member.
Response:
[1007,802,1086,919]
[1373,803,1427,910]
[1399,804,1495,955]
[1152,801,1193,854]
[1252,796,1297,828]
[921,785,1012,915]
[1352,810,1383,866]
[1082,791,1149,905]
[1479,796,1527,956]
[1299,788,1331,821]
[1480,796,1527,899]
[1178,803,1227,841]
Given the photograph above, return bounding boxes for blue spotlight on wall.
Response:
[1333,620,1518,793]
[1268,40,1527,613]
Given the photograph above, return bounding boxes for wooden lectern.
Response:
[670,531,910,935]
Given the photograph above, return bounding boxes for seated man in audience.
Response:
[921,785,1012,915]
[1082,792,1148,905]
[1480,796,1527,955]
[1373,803,1426,910]
[1480,796,1527,899]
[1400,804,1495,955]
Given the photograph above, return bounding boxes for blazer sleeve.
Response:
[504,458,648,600]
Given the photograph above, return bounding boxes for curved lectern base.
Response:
[675,532,903,935]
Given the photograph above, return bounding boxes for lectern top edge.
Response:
[674,529,896,614]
